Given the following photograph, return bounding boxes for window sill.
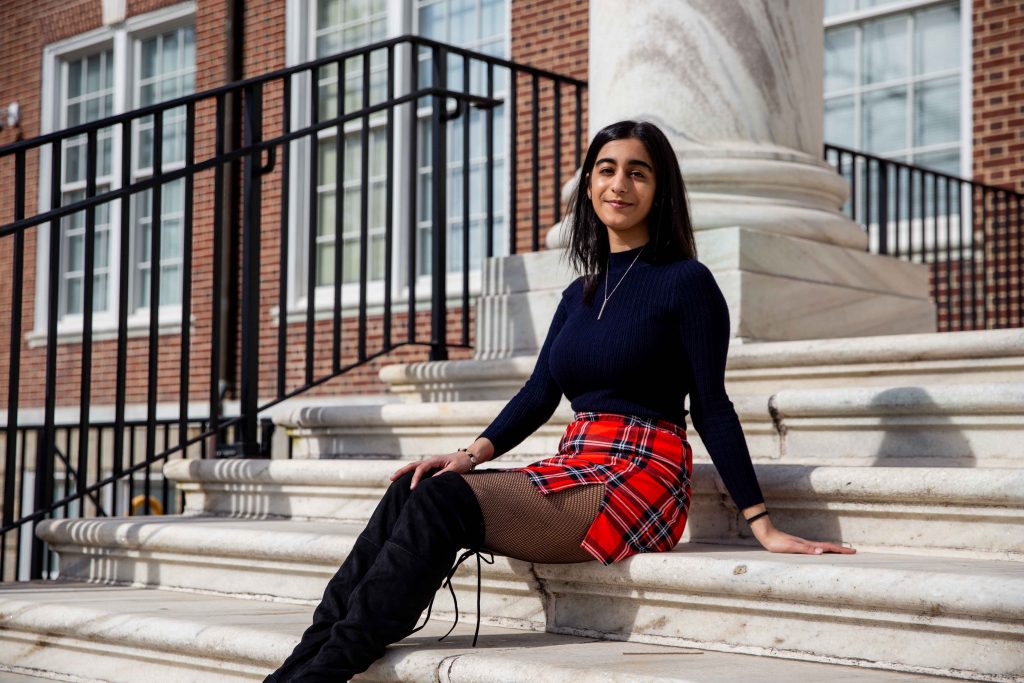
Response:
[26,311,194,349]
[273,271,483,327]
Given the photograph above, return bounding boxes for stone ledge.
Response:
[377,328,1024,402]
[0,584,960,683]
[770,382,1024,464]
[37,517,546,626]
[35,514,1024,680]
[164,459,1024,557]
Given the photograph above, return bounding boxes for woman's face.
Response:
[586,137,656,243]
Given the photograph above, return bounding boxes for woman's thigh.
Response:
[461,469,603,564]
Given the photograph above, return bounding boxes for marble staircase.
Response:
[1,249,1022,682]
[15,444,1024,682]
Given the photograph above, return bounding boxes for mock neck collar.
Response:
[607,242,650,268]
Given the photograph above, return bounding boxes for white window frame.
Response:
[282,0,511,323]
[32,2,196,345]
[824,0,972,177]
[824,0,974,257]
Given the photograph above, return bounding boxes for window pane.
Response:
[317,31,342,58]
[162,30,179,74]
[68,232,84,271]
[915,76,959,147]
[160,264,181,306]
[419,1,445,41]
[65,141,83,184]
[344,22,367,47]
[320,137,338,185]
[94,227,110,268]
[93,273,109,311]
[345,0,370,23]
[482,0,505,38]
[142,39,158,79]
[863,16,908,84]
[68,61,82,98]
[317,0,340,27]
[451,0,474,45]
[318,64,339,121]
[344,186,360,231]
[370,182,385,226]
[825,0,854,17]
[85,97,100,121]
[100,131,113,177]
[914,148,959,176]
[863,86,906,153]
[825,96,856,148]
[343,236,360,282]
[370,233,385,280]
[825,28,856,94]
[66,278,83,315]
[915,3,960,76]
[86,54,102,92]
[344,133,361,179]
[136,267,150,308]
[317,242,335,285]
[318,190,336,237]
[162,220,182,259]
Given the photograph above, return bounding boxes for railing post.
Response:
[877,160,889,255]
[429,45,449,361]
[30,427,53,580]
[237,82,263,457]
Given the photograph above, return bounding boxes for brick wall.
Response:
[510,0,588,254]
[972,0,1024,192]
[0,0,223,414]
[970,0,1023,329]
[2,0,584,418]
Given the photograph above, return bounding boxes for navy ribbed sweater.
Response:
[478,244,765,511]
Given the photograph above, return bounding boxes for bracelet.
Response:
[745,510,770,524]
[457,447,479,470]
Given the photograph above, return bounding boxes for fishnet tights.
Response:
[461,470,604,564]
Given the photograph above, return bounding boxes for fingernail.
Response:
[815,548,822,554]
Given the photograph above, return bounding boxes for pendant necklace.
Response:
[597,245,645,320]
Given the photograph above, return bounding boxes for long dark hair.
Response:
[564,120,697,305]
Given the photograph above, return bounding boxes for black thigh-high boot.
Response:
[266,467,444,683]
[287,470,485,682]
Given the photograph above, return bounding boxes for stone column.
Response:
[567,0,936,340]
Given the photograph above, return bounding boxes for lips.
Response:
[605,200,632,208]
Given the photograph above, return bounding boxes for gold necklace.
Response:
[598,245,645,320]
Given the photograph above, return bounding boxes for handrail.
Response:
[0,35,588,581]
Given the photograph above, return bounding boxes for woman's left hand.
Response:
[751,519,856,555]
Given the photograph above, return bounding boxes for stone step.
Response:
[0,671,64,682]
[36,516,1024,680]
[0,583,960,683]
[273,382,1024,465]
[164,459,1024,558]
[380,327,1024,401]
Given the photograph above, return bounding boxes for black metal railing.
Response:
[0,416,219,581]
[0,34,586,581]
[825,144,1023,330]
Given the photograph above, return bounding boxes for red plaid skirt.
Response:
[510,411,693,565]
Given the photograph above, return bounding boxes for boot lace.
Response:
[409,547,495,647]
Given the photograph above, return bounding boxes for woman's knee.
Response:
[387,466,443,493]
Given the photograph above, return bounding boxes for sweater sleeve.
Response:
[678,261,765,510]
[476,293,569,459]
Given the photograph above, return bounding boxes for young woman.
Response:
[267,120,855,682]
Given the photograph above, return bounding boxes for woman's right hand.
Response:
[389,452,474,490]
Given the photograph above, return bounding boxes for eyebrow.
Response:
[595,157,654,171]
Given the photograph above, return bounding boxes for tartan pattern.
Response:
[511,411,693,566]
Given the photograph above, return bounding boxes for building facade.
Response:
[0,0,1019,421]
